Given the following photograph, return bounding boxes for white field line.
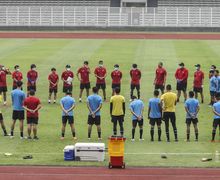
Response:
[0,152,214,155]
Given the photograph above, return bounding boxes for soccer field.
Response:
[0,38,220,167]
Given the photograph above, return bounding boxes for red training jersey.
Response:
[48,72,59,89]
[77,67,90,84]
[94,67,107,84]
[194,70,204,88]
[27,70,38,87]
[155,67,167,85]
[0,70,10,87]
[23,96,41,118]
[111,70,122,84]
[12,71,23,87]
[130,69,141,85]
[61,71,74,87]
[175,68,188,83]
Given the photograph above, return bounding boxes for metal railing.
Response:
[0,6,220,27]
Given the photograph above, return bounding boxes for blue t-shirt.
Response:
[87,94,102,116]
[129,99,144,120]
[60,96,75,116]
[217,76,220,93]
[11,89,26,111]
[148,98,161,119]
[184,98,199,119]
[213,101,220,119]
[210,76,217,92]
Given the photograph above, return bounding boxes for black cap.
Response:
[114,64,119,68]
[66,64,71,68]
[195,64,201,67]
[179,62,184,66]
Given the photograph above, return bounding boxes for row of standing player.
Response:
[1,79,220,142]
[1,61,218,106]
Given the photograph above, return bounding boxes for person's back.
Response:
[60,95,75,116]
[213,101,220,119]
[110,94,125,116]
[130,99,144,119]
[11,89,25,111]
[149,97,161,118]
[24,96,40,117]
[185,98,199,118]
[161,92,177,112]
[87,94,102,115]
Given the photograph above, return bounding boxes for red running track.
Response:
[0,166,220,180]
[1,32,220,40]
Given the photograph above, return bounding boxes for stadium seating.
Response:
[158,0,220,7]
[0,0,110,6]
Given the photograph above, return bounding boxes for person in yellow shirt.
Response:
[110,87,125,136]
[0,95,8,136]
[160,84,178,142]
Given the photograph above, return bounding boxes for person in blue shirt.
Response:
[209,70,218,105]
[216,70,220,93]
[87,87,102,140]
[60,91,76,140]
[10,81,26,139]
[184,91,200,142]
[212,92,220,142]
[148,90,162,141]
[129,96,144,141]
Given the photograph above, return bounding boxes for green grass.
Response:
[0,38,220,167]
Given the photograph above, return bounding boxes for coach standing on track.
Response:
[175,62,188,102]
[160,84,178,142]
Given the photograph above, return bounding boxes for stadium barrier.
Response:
[0,6,220,27]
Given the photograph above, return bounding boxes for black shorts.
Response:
[130,84,140,90]
[149,118,162,126]
[163,112,176,123]
[27,86,36,92]
[0,86,7,93]
[96,83,106,90]
[80,83,91,90]
[213,118,220,128]
[62,116,74,124]
[210,91,216,97]
[193,87,203,93]
[63,86,72,93]
[132,119,143,127]
[27,117,38,125]
[111,115,124,123]
[155,84,164,92]
[112,84,121,90]
[49,88,58,93]
[88,115,101,125]
[0,113,3,121]
[186,118,198,125]
[176,82,187,92]
[12,110,25,120]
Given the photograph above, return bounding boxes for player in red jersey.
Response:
[130,64,141,100]
[23,90,41,140]
[193,64,204,103]
[27,64,38,96]
[77,61,91,102]
[48,68,59,104]
[94,60,107,101]
[111,64,122,95]
[0,65,11,105]
[154,62,167,94]
[61,65,74,94]
[12,65,23,90]
[175,62,189,102]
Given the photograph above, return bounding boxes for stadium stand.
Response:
[0,0,110,6]
[158,0,220,7]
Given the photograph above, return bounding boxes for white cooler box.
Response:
[75,143,105,162]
